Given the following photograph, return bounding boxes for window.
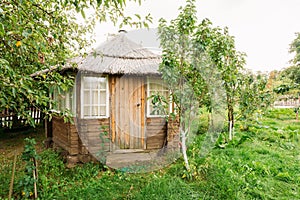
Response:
[81,76,109,118]
[52,86,76,115]
[147,77,170,117]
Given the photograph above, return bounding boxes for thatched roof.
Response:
[79,33,161,75]
[31,32,162,77]
[30,56,84,77]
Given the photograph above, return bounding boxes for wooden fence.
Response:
[0,107,44,128]
[274,99,300,108]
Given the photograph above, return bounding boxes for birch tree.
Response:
[158,0,246,169]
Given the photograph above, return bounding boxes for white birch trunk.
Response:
[181,128,190,170]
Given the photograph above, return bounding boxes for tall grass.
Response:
[0,108,299,199]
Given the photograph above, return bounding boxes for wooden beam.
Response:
[111,76,116,144]
[141,76,146,149]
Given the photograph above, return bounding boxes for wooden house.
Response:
[44,32,180,166]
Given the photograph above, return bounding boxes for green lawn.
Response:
[0,108,299,199]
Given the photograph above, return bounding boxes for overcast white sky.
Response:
[93,0,300,72]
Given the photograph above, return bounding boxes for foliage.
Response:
[0,108,299,199]
[132,175,200,200]
[157,0,246,170]
[193,19,246,130]
[96,125,110,164]
[159,0,246,134]
[281,65,300,85]
[188,108,299,199]
[18,138,39,199]
[158,0,210,111]
[149,93,170,116]
[0,0,151,126]
[238,70,274,123]
[273,65,300,98]
[289,32,300,66]
[158,0,203,170]
[273,33,300,98]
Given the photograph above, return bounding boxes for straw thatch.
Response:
[79,33,161,75]
[30,56,84,77]
[31,32,162,77]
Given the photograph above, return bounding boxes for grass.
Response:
[0,108,299,199]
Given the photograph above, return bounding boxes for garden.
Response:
[1,0,300,199]
[0,108,299,199]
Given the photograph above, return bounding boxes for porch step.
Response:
[112,149,150,154]
[106,151,158,171]
[105,149,180,172]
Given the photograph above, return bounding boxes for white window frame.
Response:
[147,77,172,117]
[51,84,76,115]
[81,75,109,119]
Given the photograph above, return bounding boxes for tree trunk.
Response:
[227,103,234,132]
[181,128,190,171]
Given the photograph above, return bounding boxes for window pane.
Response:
[60,96,66,110]
[83,78,91,89]
[51,84,76,114]
[92,106,98,116]
[92,90,98,104]
[84,106,90,116]
[84,91,89,104]
[69,92,74,112]
[151,83,157,91]
[100,106,106,116]
[82,76,108,118]
[100,91,106,104]
[148,78,170,116]
[149,104,154,114]
[100,81,106,89]
[163,91,169,99]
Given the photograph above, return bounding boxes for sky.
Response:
[93,0,300,72]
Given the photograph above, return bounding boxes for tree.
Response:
[276,32,300,96]
[280,66,300,86]
[238,70,273,126]
[0,0,151,126]
[158,0,200,171]
[272,32,300,96]
[193,19,246,131]
[289,32,300,66]
[158,0,245,170]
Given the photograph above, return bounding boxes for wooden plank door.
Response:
[111,76,145,150]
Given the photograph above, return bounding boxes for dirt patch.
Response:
[0,126,46,160]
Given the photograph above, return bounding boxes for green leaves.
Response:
[289,32,300,65]
[238,70,273,122]
[0,0,151,127]
[0,22,4,36]
[177,0,196,35]
[19,138,39,198]
[159,0,248,132]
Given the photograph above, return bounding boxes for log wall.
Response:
[51,115,179,166]
[167,116,180,151]
[52,116,79,155]
[146,117,167,149]
[77,118,110,156]
[52,117,110,162]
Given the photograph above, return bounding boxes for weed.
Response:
[17,138,39,199]
[0,108,299,199]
